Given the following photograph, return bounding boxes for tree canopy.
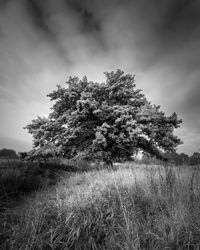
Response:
[25,70,182,164]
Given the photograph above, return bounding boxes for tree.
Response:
[0,148,18,159]
[18,151,28,160]
[25,70,182,165]
[189,152,200,166]
[179,153,189,165]
[166,152,189,165]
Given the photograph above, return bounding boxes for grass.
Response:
[0,161,200,249]
[0,161,61,204]
[0,159,93,205]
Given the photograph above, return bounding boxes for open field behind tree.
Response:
[0,160,200,249]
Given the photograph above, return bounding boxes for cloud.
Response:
[0,135,32,152]
[25,0,53,38]
[0,0,200,154]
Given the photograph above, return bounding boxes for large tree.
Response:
[25,70,182,164]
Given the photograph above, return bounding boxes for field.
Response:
[0,160,200,249]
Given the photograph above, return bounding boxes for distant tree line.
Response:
[1,147,199,167]
[0,148,18,159]
[1,147,198,166]
[166,152,200,166]
[142,151,200,166]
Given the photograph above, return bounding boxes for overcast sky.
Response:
[0,0,200,155]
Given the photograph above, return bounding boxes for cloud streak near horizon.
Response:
[0,0,200,154]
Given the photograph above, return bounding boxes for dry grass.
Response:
[0,162,200,249]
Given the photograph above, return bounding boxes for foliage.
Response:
[166,152,189,165]
[0,148,18,159]
[25,70,182,163]
[164,152,200,166]
[189,152,200,166]
[18,151,28,159]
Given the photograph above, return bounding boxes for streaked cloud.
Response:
[0,0,200,154]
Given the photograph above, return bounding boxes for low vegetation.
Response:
[0,159,93,207]
[0,160,200,249]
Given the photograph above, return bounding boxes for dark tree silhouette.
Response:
[0,148,18,159]
[189,152,200,166]
[166,152,189,165]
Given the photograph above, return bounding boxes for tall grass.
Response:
[1,163,200,249]
[0,159,72,211]
[0,159,92,203]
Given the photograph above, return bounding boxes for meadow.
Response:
[0,159,200,249]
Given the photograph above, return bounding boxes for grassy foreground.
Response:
[1,162,200,249]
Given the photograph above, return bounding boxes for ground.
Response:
[0,160,200,249]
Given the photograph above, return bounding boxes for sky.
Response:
[0,0,200,155]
